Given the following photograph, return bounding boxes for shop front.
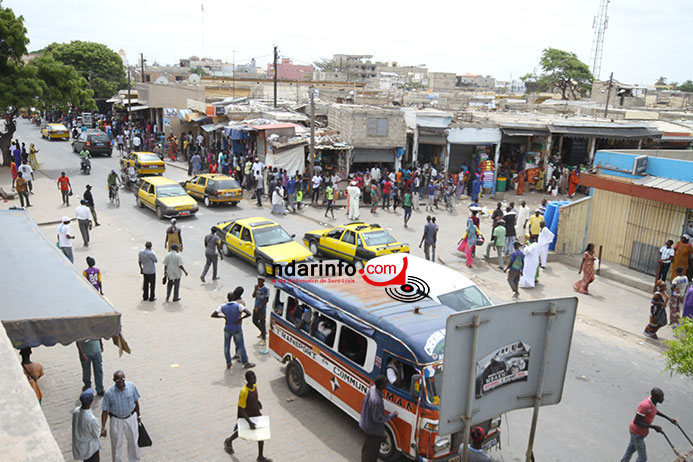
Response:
[350,147,396,173]
[499,126,551,192]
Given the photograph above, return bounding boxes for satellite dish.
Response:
[188,74,201,84]
[154,76,169,84]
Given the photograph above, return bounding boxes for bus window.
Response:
[273,290,284,315]
[296,304,312,332]
[285,296,299,323]
[338,326,367,367]
[384,357,416,392]
[313,315,336,348]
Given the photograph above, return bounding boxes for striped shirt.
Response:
[102,382,140,417]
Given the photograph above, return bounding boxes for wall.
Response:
[429,72,456,91]
[137,83,206,109]
[555,197,591,255]
[594,150,693,181]
[327,105,406,148]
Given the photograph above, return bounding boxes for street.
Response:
[11,118,693,462]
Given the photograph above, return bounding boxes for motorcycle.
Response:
[80,158,91,175]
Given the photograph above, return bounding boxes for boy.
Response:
[224,371,272,462]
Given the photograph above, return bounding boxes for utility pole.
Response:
[309,85,315,175]
[232,50,236,98]
[604,72,613,118]
[140,53,145,83]
[273,45,278,108]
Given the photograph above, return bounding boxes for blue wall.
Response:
[594,150,693,182]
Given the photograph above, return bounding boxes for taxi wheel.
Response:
[204,196,211,207]
[354,260,365,272]
[222,244,232,257]
[156,206,164,219]
[379,426,398,461]
[256,258,267,276]
[286,360,310,396]
[309,240,319,256]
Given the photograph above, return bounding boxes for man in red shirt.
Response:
[57,171,72,206]
[621,387,676,462]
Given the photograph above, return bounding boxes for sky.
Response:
[6,0,693,85]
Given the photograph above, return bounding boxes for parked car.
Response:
[41,123,69,140]
[136,176,198,219]
[183,173,242,207]
[72,130,113,156]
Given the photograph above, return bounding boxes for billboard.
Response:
[438,297,577,436]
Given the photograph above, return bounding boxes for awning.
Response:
[106,97,120,103]
[351,148,395,163]
[129,105,150,112]
[548,125,661,140]
[502,128,549,137]
[0,211,121,349]
[633,176,693,196]
[201,123,216,133]
[191,113,211,123]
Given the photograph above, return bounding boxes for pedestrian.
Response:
[58,171,72,206]
[519,236,540,288]
[100,370,142,462]
[503,206,517,256]
[516,170,524,195]
[425,180,435,212]
[20,347,44,404]
[15,171,30,207]
[419,216,437,262]
[252,277,269,346]
[671,235,692,281]
[504,241,524,299]
[191,152,201,174]
[210,287,256,369]
[516,200,530,237]
[138,241,158,302]
[657,239,675,282]
[457,213,481,268]
[75,200,93,246]
[311,172,322,204]
[83,185,100,226]
[163,244,187,302]
[574,243,596,294]
[347,181,361,220]
[528,210,544,241]
[490,218,506,269]
[402,189,412,228]
[201,227,223,282]
[286,175,297,213]
[369,180,380,214]
[537,222,555,269]
[295,186,303,211]
[459,426,494,461]
[58,216,76,263]
[164,218,183,252]
[620,387,677,462]
[255,171,264,207]
[72,389,101,462]
[18,160,34,194]
[359,375,398,462]
[83,257,103,295]
[472,174,482,203]
[76,337,104,396]
[324,182,335,218]
[223,370,272,461]
[669,266,688,325]
[684,284,693,321]
[644,281,669,339]
[271,186,286,214]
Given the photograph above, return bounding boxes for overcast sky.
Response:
[7,0,693,85]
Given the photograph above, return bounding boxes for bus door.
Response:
[382,355,420,458]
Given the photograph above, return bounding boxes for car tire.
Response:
[309,240,319,256]
[137,198,144,208]
[107,152,112,157]
[256,258,267,276]
[378,426,399,461]
[204,196,211,207]
[285,360,310,396]
[156,206,164,219]
[222,243,232,257]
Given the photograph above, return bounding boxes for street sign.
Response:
[438,297,577,438]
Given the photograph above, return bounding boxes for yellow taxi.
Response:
[183,173,242,207]
[41,123,69,140]
[303,222,409,269]
[136,176,198,219]
[214,217,313,275]
[121,151,165,175]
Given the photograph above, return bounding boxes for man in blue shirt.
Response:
[286,176,297,213]
[472,174,482,203]
[359,375,398,462]
[101,370,141,462]
[211,287,255,369]
[252,277,270,346]
[504,241,524,298]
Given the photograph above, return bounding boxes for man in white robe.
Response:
[537,222,555,269]
[519,238,540,289]
[516,200,530,238]
[347,181,361,220]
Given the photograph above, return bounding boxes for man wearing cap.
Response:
[101,370,141,462]
[82,184,100,227]
[621,387,677,462]
[75,200,94,246]
[459,426,495,461]
[138,241,158,301]
[72,389,101,462]
[58,216,76,263]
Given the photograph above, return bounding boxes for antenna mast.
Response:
[589,0,610,80]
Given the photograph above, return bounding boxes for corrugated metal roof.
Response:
[634,175,693,196]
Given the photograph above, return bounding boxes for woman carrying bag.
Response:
[457,212,483,268]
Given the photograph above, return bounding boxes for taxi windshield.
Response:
[253,225,293,247]
[438,286,491,312]
[137,154,160,162]
[362,230,397,246]
[51,124,67,131]
[156,184,187,197]
[214,179,241,190]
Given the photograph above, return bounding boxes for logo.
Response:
[359,256,430,303]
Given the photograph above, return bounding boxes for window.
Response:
[140,182,152,194]
[338,326,368,367]
[438,286,491,312]
[230,223,242,237]
[367,118,388,137]
[285,296,300,322]
[195,177,207,186]
[241,227,252,242]
[313,315,336,348]
[273,290,284,316]
[145,75,151,82]
[342,230,356,245]
[222,223,234,233]
[385,357,416,392]
[326,228,344,240]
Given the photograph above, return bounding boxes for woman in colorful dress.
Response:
[457,211,482,268]
[644,281,669,339]
[574,243,596,294]
[164,218,183,252]
[29,143,39,170]
[369,180,380,214]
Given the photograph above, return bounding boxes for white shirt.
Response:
[317,321,332,337]
[388,171,396,182]
[252,161,264,177]
[72,407,101,460]
[371,168,380,182]
[517,205,531,228]
[660,246,675,263]
[58,223,73,247]
[75,205,93,221]
[312,175,322,188]
[672,275,688,296]
[196,134,204,145]
[132,136,141,147]
[18,164,33,179]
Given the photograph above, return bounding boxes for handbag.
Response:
[475,235,485,246]
[162,275,167,285]
[137,421,152,447]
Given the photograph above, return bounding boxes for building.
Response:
[313,71,348,82]
[180,56,223,73]
[402,108,453,168]
[456,73,496,90]
[332,54,377,81]
[267,58,314,81]
[429,72,457,91]
[495,80,526,95]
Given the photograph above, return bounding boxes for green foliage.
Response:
[0,1,28,69]
[655,76,668,86]
[42,40,126,99]
[677,80,693,93]
[189,66,207,76]
[535,48,594,99]
[30,54,95,112]
[664,317,693,377]
[313,57,338,72]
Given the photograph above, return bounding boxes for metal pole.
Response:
[597,245,602,275]
[309,85,315,176]
[461,313,482,462]
[525,302,558,462]
[140,53,145,83]
[127,64,132,147]
[603,72,613,119]
[273,46,278,108]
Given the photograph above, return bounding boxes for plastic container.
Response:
[496,177,507,192]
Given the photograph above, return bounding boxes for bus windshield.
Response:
[424,364,443,406]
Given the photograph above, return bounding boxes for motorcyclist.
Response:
[80,148,91,173]
[107,169,121,198]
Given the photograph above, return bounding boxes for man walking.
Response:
[138,241,157,301]
[621,387,677,462]
[489,218,506,269]
[211,287,255,369]
[537,222,555,269]
[82,185,100,226]
[252,277,269,346]
[76,338,104,396]
[324,182,335,219]
[419,216,438,262]
[18,160,34,194]
[359,375,397,462]
[58,216,76,263]
[223,370,272,461]
[15,172,30,207]
[83,257,103,294]
[201,227,223,283]
[516,200,530,237]
[72,389,101,462]
[58,171,72,206]
[101,371,141,462]
[286,175,297,213]
[347,181,361,220]
[504,241,524,298]
[528,210,544,241]
[163,244,188,302]
[75,200,94,246]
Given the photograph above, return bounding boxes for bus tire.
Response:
[379,425,399,461]
[286,360,310,396]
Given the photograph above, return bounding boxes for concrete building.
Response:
[374,62,428,87]
[327,104,406,170]
[403,108,453,168]
[332,54,377,81]
[180,56,223,73]
[495,80,526,95]
[267,58,314,81]
[132,65,191,84]
[429,72,457,91]
[313,71,348,82]
[456,73,496,90]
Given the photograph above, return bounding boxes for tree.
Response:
[677,80,693,93]
[313,57,339,72]
[655,76,668,86]
[664,318,693,377]
[533,48,594,100]
[30,54,95,112]
[189,66,207,76]
[42,41,127,99]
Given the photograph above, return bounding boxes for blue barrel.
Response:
[547,201,569,250]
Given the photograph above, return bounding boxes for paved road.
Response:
[11,119,693,462]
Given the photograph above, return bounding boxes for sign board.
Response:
[438,297,577,436]
[215,106,226,116]
[81,112,93,127]
[632,155,648,176]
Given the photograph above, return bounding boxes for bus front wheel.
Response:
[379,426,399,461]
[286,360,310,396]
